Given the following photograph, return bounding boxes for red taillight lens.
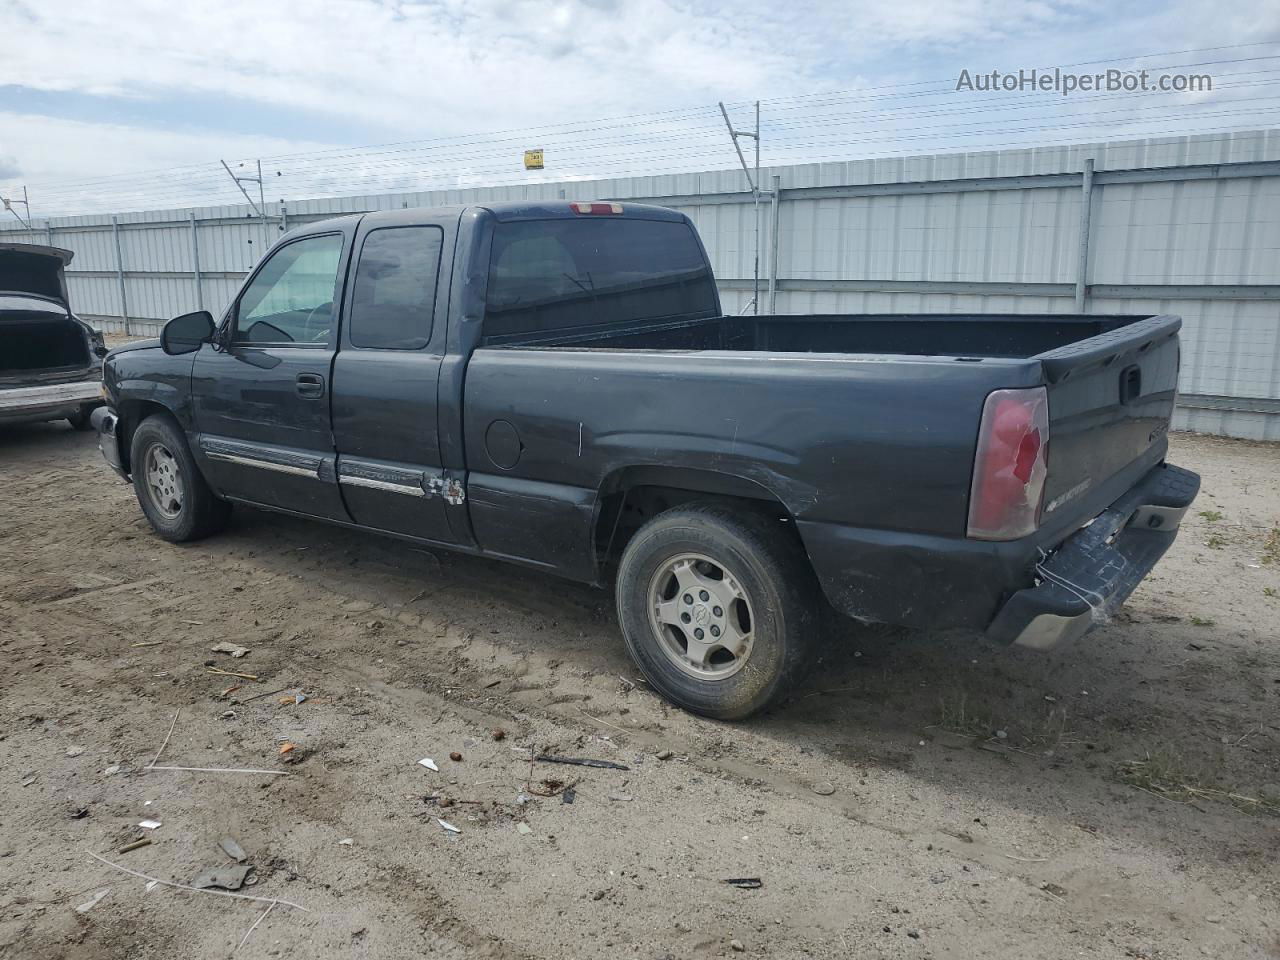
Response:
[967,387,1049,541]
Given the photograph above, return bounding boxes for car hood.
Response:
[106,338,161,357]
[0,242,74,311]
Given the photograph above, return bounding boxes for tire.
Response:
[129,414,230,542]
[66,405,95,431]
[615,502,820,720]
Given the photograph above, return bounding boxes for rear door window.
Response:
[348,226,444,350]
[483,218,717,338]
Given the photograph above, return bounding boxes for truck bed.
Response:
[481,311,1164,361]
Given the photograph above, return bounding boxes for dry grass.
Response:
[1116,749,1280,816]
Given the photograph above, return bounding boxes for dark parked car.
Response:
[0,242,106,429]
[93,201,1198,718]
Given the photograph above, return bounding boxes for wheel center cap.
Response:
[693,605,711,627]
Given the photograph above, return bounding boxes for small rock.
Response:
[449,752,463,762]
[102,765,120,776]
[490,728,506,741]
[609,793,633,802]
[812,781,836,796]
[995,730,1008,740]
[516,822,532,835]
[66,746,84,758]
[219,837,248,862]
[192,864,254,891]
[1205,915,1222,924]
[656,749,674,760]
[906,929,921,939]
[730,940,745,952]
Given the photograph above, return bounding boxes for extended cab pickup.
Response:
[95,201,1199,718]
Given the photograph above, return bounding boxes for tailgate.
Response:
[1037,315,1181,527]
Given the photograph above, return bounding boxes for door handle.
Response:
[295,373,325,399]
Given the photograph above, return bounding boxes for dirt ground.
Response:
[0,427,1276,960]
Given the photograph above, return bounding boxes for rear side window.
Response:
[483,218,717,338]
[349,226,443,350]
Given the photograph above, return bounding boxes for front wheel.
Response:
[129,415,230,542]
[615,502,820,720]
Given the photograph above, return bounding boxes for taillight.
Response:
[967,387,1049,541]
[570,201,623,215]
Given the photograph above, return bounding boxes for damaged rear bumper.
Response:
[986,463,1200,649]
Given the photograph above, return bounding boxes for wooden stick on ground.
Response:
[149,709,180,768]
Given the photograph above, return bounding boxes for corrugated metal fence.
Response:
[3,129,1279,440]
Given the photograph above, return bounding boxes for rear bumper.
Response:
[987,462,1199,649]
[91,406,129,481]
[0,379,101,426]
[799,461,1199,647]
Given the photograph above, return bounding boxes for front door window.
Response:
[234,234,343,345]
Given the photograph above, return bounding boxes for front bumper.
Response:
[91,406,129,481]
[0,379,101,426]
[986,463,1200,649]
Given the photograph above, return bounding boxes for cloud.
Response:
[0,155,20,180]
[2,0,1277,215]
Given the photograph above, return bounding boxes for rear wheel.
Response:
[129,415,230,542]
[615,502,820,720]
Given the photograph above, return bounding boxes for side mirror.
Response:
[161,310,215,355]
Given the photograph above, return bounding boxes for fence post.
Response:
[768,174,781,314]
[111,215,130,336]
[189,210,203,310]
[1073,158,1095,311]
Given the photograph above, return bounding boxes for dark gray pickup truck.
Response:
[94,200,1199,718]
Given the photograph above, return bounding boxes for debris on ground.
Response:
[436,818,461,834]
[75,888,110,913]
[103,765,121,776]
[66,746,84,758]
[279,742,296,755]
[219,837,248,863]
[449,751,463,762]
[655,749,674,760]
[211,642,250,658]
[811,781,836,796]
[490,728,505,741]
[418,758,439,772]
[277,691,307,706]
[730,939,745,951]
[535,754,629,771]
[207,667,259,681]
[561,788,576,805]
[70,806,89,819]
[192,864,255,891]
[338,838,354,846]
[516,822,532,835]
[138,819,162,830]
[118,838,152,854]
[724,878,763,889]
[608,793,634,802]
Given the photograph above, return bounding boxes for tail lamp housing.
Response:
[967,387,1049,541]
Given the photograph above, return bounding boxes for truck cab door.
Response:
[191,229,351,522]
[329,216,458,543]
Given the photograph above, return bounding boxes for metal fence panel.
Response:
[3,128,1279,438]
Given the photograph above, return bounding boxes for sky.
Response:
[2,0,1280,217]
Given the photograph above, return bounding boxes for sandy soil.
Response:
[0,427,1276,960]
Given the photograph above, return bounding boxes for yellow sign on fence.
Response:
[523,149,544,170]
